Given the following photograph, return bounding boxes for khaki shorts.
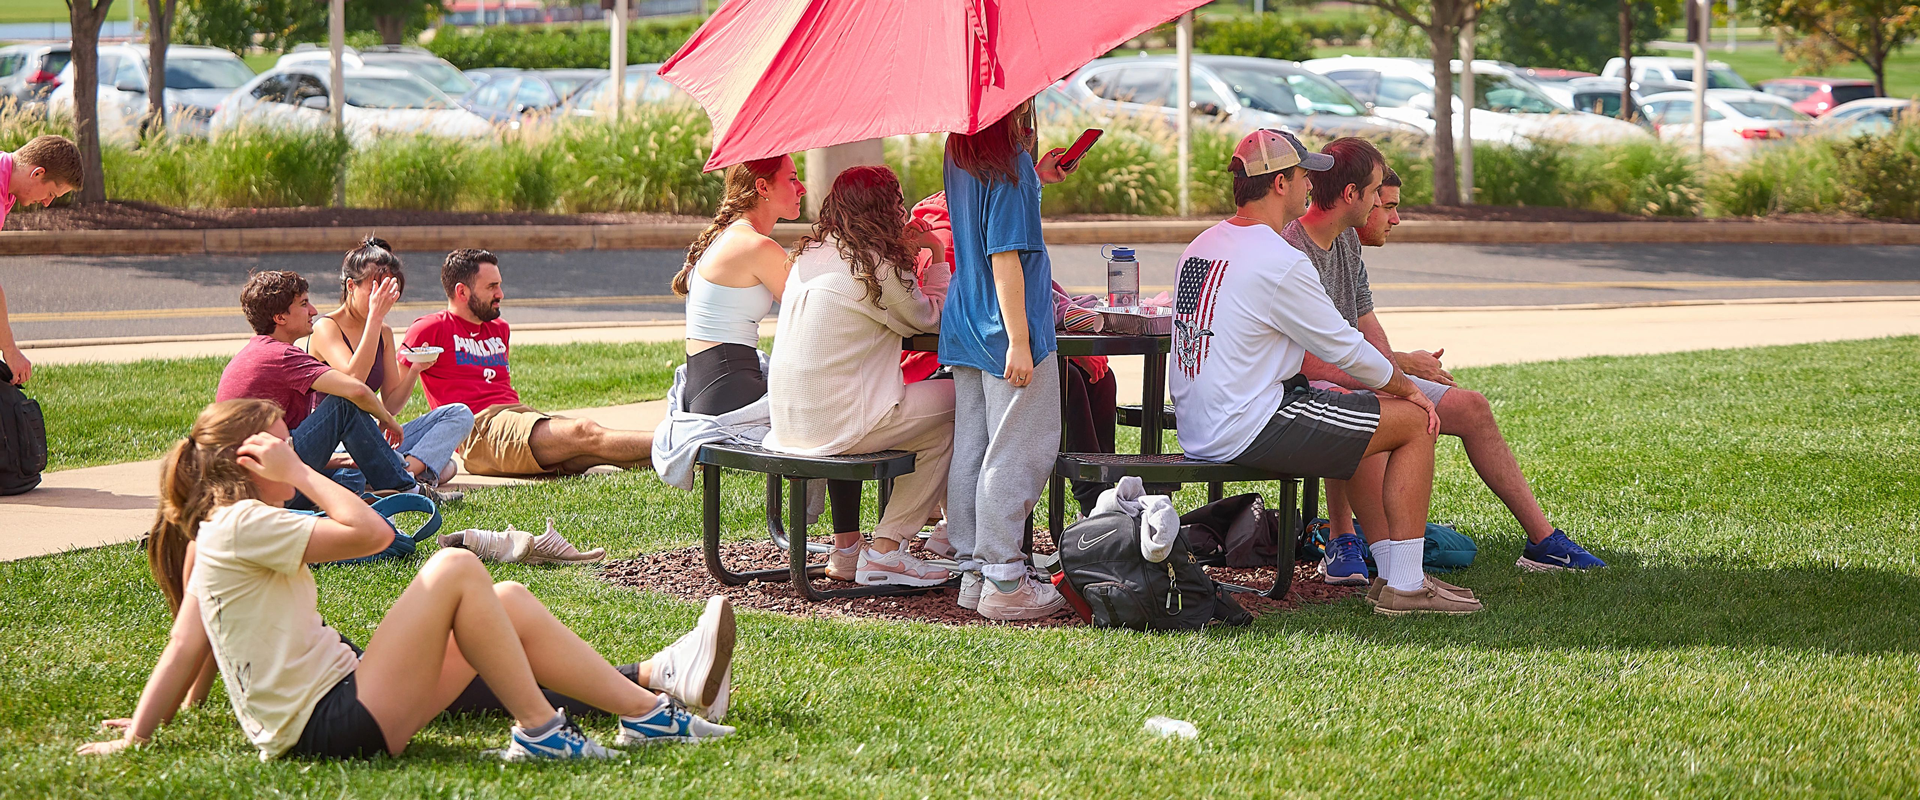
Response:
[458,404,555,477]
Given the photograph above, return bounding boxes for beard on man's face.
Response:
[467,293,502,322]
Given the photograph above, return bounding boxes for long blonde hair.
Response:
[673,155,787,296]
[149,399,282,611]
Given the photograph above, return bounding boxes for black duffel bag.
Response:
[1055,509,1251,631]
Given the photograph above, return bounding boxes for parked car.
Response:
[1536,76,1686,123]
[276,44,364,70]
[357,45,476,99]
[48,44,254,140]
[1064,54,1424,143]
[1817,97,1913,138]
[459,68,601,125]
[1640,89,1813,158]
[209,63,490,146]
[560,64,692,118]
[1756,77,1878,117]
[0,42,71,107]
[1519,67,1596,87]
[1301,56,1650,145]
[463,68,519,88]
[1601,57,1751,90]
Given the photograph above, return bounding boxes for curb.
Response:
[5,219,1919,256]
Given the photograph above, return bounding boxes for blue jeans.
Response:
[326,404,476,490]
[292,395,414,493]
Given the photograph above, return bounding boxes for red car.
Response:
[1757,77,1878,117]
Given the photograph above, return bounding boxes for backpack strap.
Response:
[370,492,443,542]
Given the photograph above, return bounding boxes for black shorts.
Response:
[1230,386,1381,481]
[684,342,766,415]
[287,670,387,760]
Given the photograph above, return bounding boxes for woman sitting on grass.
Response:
[79,399,735,762]
[762,166,955,587]
[309,237,474,494]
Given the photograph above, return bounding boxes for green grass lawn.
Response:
[3,336,1919,796]
[33,339,684,472]
[0,0,75,26]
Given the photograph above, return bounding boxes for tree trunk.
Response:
[143,0,177,138]
[1619,0,1634,121]
[1428,21,1459,206]
[374,14,406,45]
[69,0,114,203]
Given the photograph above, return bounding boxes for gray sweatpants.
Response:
[947,359,1062,583]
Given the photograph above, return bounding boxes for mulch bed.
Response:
[601,529,1360,628]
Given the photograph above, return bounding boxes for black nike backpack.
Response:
[0,362,46,496]
[1055,509,1252,631]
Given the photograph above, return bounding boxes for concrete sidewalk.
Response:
[6,297,1919,563]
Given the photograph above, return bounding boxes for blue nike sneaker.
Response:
[616,697,735,746]
[502,710,616,761]
[1320,532,1372,586]
[1517,530,1606,572]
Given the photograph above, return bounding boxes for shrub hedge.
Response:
[424,19,703,70]
[7,103,1918,221]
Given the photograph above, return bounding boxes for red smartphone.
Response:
[1057,128,1103,171]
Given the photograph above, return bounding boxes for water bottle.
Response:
[1105,245,1139,309]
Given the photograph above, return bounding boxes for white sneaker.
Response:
[856,547,953,587]
[705,665,732,722]
[524,518,606,565]
[643,596,735,717]
[958,571,983,610]
[438,527,532,563]
[921,519,956,558]
[976,574,1068,621]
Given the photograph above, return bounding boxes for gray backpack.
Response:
[1055,510,1252,631]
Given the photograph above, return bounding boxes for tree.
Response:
[1345,0,1487,205]
[143,0,180,136]
[1474,0,1673,72]
[66,0,117,204]
[173,0,324,54]
[352,0,446,45]
[1759,0,1920,96]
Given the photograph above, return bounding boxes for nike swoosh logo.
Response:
[1078,529,1118,550]
[1546,554,1572,564]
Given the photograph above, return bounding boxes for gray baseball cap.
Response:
[1232,128,1335,177]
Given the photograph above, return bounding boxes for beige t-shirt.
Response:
[188,500,358,760]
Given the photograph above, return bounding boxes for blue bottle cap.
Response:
[1106,246,1136,261]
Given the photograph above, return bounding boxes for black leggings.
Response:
[685,343,865,534]
[1065,363,1119,516]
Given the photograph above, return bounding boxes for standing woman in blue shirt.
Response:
[939,99,1080,620]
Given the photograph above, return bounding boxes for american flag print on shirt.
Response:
[1175,256,1226,379]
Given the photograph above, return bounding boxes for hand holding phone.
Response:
[1058,128,1103,172]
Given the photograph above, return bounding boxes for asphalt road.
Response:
[6,242,1918,342]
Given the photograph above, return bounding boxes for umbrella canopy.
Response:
[661,0,1208,171]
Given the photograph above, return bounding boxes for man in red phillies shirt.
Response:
[404,249,652,477]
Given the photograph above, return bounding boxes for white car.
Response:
[1639,89,1813,159]
[48,44,254,141]
[1301,56,1651,145]
[209,63,491,146]
[1601,57,1752,90]
[1818,97,1913,138]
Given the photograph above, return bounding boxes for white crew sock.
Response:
[1386,538,1426,592]
[1368,540,1394,577]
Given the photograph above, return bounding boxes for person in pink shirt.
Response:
[0,135,82,385]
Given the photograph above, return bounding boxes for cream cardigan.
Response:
[763,238,946,456]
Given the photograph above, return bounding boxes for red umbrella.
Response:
[661,0,1208,171]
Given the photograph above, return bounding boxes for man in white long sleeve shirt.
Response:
[1170,129,1480,616]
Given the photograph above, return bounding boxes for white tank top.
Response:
[684,227,776,346]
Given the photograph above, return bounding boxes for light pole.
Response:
[331,0,346,207]
[610,0,627,122]
[1176,12,1192,217]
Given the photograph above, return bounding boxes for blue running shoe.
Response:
[1321,533,1372,586]
[1517,530,1606,572]
[502,710,616,761]
[616,697,735,746]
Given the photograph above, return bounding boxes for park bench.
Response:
[696,442,955,601]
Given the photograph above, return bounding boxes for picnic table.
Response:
[900,331,1171,455]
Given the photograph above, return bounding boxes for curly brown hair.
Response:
[790,166,918,306]
[240,270,309,335]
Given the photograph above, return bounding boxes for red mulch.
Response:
[600,529,1360,628]
[1,200,708,232]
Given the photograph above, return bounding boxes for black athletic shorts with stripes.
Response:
[1229,384,1381,481]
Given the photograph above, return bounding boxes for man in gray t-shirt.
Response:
[1286,138,1607,586]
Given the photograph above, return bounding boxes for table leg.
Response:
[1142,349,1166,455]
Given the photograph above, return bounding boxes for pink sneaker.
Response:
[976,574,1067,620]
[826,545,862,582]
[856,547,952,587]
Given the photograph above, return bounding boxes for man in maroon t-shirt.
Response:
[216,270,418,496]
[405,249,651,477]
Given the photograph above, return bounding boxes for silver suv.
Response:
[0,43,72,108]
